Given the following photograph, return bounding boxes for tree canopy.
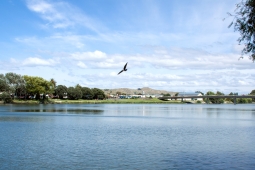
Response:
[92,88,105,99]
[0,73,26,97]
[0,74,9,92]
[228,0,255,61]
[55,85,68,99]
[81,87,94,99]
[67,86,82,100]
[23,75,53,96]
[206,91,225,104]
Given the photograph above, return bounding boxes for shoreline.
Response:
[1,98,183,104]
[1,99,251,104]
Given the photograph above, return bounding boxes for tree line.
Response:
[162,91,255,104]
[205,91,254,104]
[0,72,105,103]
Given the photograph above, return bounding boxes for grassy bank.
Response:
[11,98,183,104]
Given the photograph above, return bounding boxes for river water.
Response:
[0,104,255,170]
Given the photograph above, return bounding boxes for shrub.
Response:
[0,92,13,103]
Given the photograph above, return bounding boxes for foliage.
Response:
[116,91,122,96]
[228,0,255,61]
[81,87,94,100]
[23,75,53,99]
[4,72,26,97]
[0,74,9,92]
[92,88,105,99]
[50,78,57,88]
[206,91,225,104]
[250,89,255,94]
[0,92,13,103]
[250,89,255,101]
[237,98,252,103]
[67,87,82,100]
[163,93,171,96]
[55,85,68,99]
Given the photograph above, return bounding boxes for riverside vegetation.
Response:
[0,72,254,104]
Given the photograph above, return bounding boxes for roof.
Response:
[178,92,202,97]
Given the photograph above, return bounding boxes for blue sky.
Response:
[1,0,254,94]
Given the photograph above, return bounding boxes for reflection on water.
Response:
[0,104,103,114]
[12,109,103,114]
[0,104,255,169]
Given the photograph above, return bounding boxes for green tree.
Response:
[250,89,255,94]
[92,88,105,99]
[55,85,68,99]
[206,91,215,103]
[81,87,94,99]
[5,72,26,97]
[50,78,57,88]
[24,75,53,99]
[249,89,255,101]
[67,87,82,100]
[228,0,255,61]
[226,92,234,102]
[163,93,171,96]
[0,92,13,103]
[0,74,9,92]
[206,91,225,104]
[238,98,252,103]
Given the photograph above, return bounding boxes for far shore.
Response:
[1,98,252,104]
[1,98,184,104]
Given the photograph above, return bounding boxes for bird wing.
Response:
[118,70,124,75]
[123,62,128,70]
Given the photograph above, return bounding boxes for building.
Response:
[177,92,203,101]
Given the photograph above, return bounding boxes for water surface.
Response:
[0,104,255,169]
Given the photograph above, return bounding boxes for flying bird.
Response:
[118,62,128,75]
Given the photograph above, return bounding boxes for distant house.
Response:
[177,92,203,101]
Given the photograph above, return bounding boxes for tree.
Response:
[0,74,9,92]
[23,75,53,99]
[92,88,105,99]
[0,92,12,103]
[55,85,68,99]
[116,91,122,96]
[67,86,82,100]
[238,98,252,103]
[50,78,57,89]
[163,93,171,96]
[249,89,255,101]
[81,87,94,99]
[250,89,255,94]
[228,0,255,61]
[50,78,56,87]
[206,91,225,104]
[5,72,26,97]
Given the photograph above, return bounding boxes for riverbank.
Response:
[9,98,183,104]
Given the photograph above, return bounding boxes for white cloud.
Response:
[2,0,253,95]
[70,50,107,60]
[77,61,87,68]
[22,57,57,66]
[26,0,102,31]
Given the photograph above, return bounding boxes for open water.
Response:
[0,104,255,170]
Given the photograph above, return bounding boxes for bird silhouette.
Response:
[118,62,128,75]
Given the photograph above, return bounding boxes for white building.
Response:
[177,92,203,101]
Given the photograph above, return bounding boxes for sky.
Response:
[1,0,254,94]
